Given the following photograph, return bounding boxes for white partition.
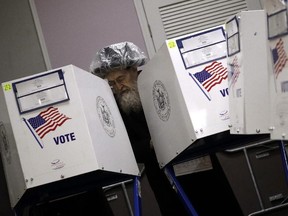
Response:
[138,26,230,167]
[226,10,271,135]
[263,0,288,140]
[0,65,139,207]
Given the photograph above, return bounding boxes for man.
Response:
[90,41,244,216]
[90,41,188,216]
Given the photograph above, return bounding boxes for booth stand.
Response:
[0,65,141,215]
[225,8,288,215]
[138,25,230,169]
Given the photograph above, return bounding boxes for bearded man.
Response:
[90,42,188,216]
[89,41,244,216]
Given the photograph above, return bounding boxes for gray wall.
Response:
[34,0,148,71]
[0,0,46,215]
[0,0,47,83]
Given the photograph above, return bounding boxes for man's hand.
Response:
[150,139,154,149]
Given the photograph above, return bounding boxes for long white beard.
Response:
[117,87,142,114]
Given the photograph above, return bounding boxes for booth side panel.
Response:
[269,35,288,140]
[242,10,270,134]
[228,10,270,135]
[0,85,26,207]
[0,65,101,207]
[0,64,140,211]
[139,44,195,167]
[14,66,98,187]
[169,35,230,139]
[52,65,99,173]
[73,66,139,176]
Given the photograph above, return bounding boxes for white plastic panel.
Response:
[0,65,139,207]
[227,10,271,135]
[138,26,230,167]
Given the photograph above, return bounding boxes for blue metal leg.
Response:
[164,165,199,216]
[133,176,142,216]
[279,140,288,184]
[13,209,18,216]
[13,205,22,216]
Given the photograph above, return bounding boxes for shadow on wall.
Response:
[0,156,14,216]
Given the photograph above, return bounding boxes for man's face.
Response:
[106,68,137,94]
[106,68,142,114]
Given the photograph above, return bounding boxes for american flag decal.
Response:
[27,107,71,139]
[272,38,288,79]
[229,56,240,89]
[192,61,228,92]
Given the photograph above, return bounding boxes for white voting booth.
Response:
[0,65,139,209]
[224,7,288,215]
[226,10,271,135]
[262,0,288,141]
[138,26,230,167]
[227,7,288,141]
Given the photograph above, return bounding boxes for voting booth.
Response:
[226,6,288,141]
[261,0,288,141]
[0,65,139,210]
[226,10,271,135]
[222,7,288,216]
[138,26,230,167]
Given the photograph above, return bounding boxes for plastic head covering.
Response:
[90,41,148,78]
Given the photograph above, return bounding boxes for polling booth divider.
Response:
[0,65,141,216]
[138,8,288,216]
[226,10,270,136]
[225,7,288,215]
[138,25,231,169]
[227,4,288,187]
[262,0,288,142]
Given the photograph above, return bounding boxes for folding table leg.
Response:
[279,140,288,184]
[133,176,141,216]
[164,165,199,216]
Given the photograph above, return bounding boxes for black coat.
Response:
[120,109,189,216]
[120,109,244,216]
[120,109,151,163]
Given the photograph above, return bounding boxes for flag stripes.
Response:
[27,107,70,139]
[229,56,240,89]
[273,38,288,79]
[193,61,227,92]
